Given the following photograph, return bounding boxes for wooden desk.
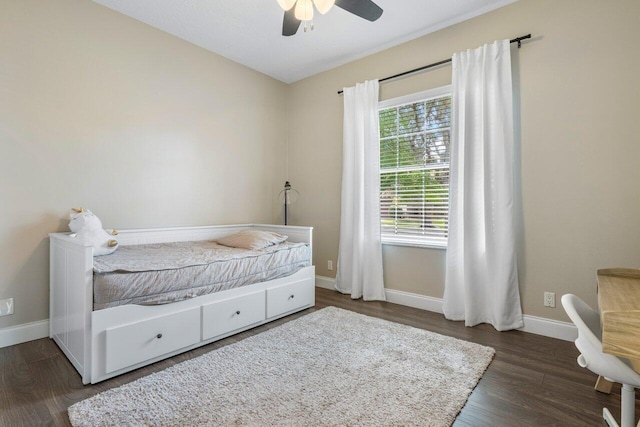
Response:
[597,268,640,373]
[596,269,640,427]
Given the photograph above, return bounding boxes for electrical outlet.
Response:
[0,298,14,316]
[543,292,555,308]
[327,260,333,271]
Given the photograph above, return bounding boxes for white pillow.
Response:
[217,230,288,250]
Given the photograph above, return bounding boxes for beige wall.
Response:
[0,0,287,329]
[287,0,640,321]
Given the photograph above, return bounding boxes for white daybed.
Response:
[49,224,315,384]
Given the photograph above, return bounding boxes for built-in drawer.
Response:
[201,290,266,341]
[104,307,200,374]
[266,279,314,319]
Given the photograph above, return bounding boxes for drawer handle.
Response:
[289,294,295,300]
[156,333,163,339]
[235,310,241,315]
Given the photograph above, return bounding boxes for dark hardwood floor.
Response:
[1,288,637,426]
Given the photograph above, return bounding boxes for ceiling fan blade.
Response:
[282,8,302,36]
[335,0,383,21]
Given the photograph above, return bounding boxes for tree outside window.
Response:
[379,93,451,246]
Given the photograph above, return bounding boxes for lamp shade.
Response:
[313,0,335,14]
[295,0,314,21]
[276,0,297,11]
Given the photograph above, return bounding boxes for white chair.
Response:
[561,294,640,427]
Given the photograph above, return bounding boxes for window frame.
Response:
[378,85,452,250]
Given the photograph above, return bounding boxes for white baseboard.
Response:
[519,314,577,342]
[315,275,577,342]
[0,319,49,349]
[384,289,445,314]
[315,276,336,290]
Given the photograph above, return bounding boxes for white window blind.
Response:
[379,87,451,247]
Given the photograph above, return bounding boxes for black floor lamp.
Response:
[279,181,299,225]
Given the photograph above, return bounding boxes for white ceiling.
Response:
[91,0,517,84]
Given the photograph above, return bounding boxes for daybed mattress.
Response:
[92,240,311,310]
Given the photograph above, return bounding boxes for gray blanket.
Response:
[93,241,310,310]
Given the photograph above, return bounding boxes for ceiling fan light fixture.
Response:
[276,0,297,11]
[295,0,314,21]
[280,0,383,36]
[312,0,335,14]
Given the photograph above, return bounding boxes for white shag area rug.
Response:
[68,307,494,426]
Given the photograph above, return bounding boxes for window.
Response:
[378,86,451,248]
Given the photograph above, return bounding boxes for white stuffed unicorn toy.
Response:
[68,208,119,256]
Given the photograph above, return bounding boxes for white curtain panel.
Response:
[335,79,386,301]
[443,40,524,331]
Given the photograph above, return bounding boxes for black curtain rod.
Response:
[337,34,532,95]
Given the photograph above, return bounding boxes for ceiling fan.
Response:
[277,0,384,36]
